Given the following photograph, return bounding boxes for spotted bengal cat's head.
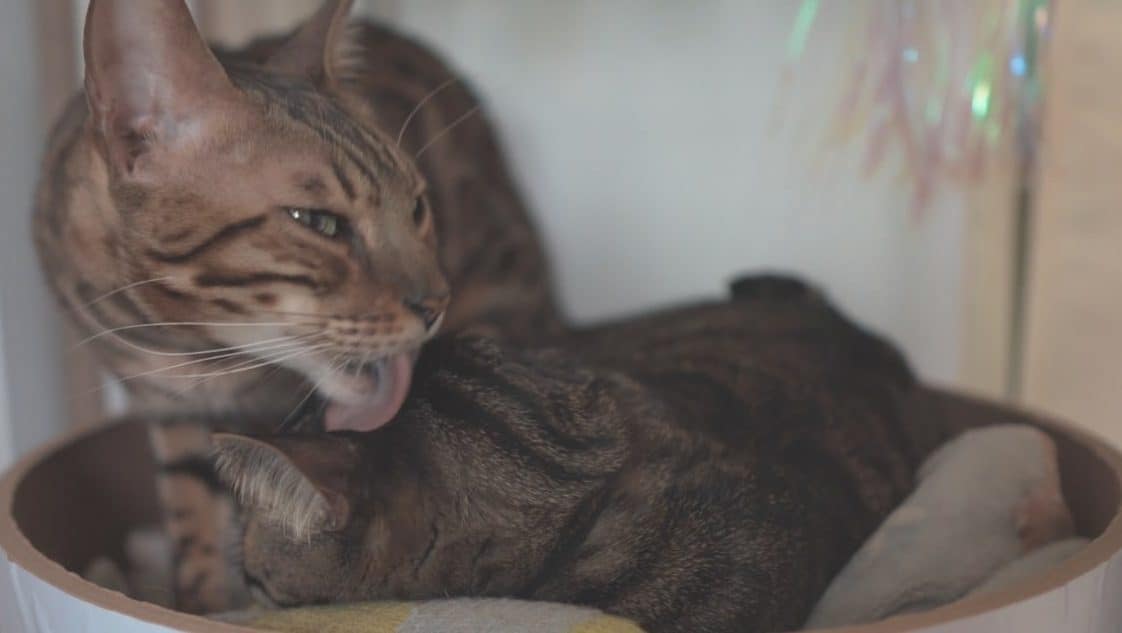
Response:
[77,0,449,428]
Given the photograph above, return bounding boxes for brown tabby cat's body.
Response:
[34,0,557,612]
[216,276,950,633]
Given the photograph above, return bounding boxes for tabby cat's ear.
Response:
[82,0,244,177]
[213,433,359,538]
[265,0,356,86]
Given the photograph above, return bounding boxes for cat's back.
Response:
[566,274,916,406]
[550,278,950,630]
[386,283,948,631]
[457,279,938,631]
[565,274,948,537]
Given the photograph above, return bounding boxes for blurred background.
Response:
[1,0,1119,467]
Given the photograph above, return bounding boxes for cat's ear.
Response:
[82,0,244,177]
[213,433,359,538]
[264,0,357,86]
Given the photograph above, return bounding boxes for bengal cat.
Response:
[214,276,950,633]
[33,0,558,613]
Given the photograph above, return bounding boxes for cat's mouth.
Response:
[315,352,416,433]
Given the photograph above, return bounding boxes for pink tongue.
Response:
[323,353,414,432]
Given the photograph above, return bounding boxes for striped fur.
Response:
[215,277,950,633]
[33,0,559,613]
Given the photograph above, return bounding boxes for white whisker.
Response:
[171,339,320,396]
[86,333,313,359]
[396,77,459,146]
[69,339,326,404]
[75,321,308,348]
[415,104,480,160]
[280,352,343,429]
[170,345,331,379]
[82,277,174,308]
[281,383,321,429]
[192,342,323,376]
[107,339,324,387]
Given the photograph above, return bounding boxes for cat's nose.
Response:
[403,292,449,332]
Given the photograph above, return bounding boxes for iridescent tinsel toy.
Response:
[787,0,1050,210]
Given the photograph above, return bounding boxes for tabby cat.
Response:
[215,276,950,633]
[33,0,558,612]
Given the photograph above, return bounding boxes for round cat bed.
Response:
[2,389,1121,632]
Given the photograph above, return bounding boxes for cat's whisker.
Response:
[170,344,332,380]
[168,336,328,394]
[104,338,326,388]
[280,382,322,430]
[279,351,346,431]
[158,337,318,372]
[188,341,324,378]
[252,356,300,391]
[86,333,314,360]
[253,307,337,320]
[396,76,459,146]
[69,336,318,403]
[167,346,330,390]
[75,321,312,348]
[82,276,175,308]
[414,104,481,160]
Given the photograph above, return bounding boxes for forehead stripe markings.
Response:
[329,160,357,202]
[233,74,378,174]
[306,119,384,204]
[261,81,402,203]
[260,82,388,190]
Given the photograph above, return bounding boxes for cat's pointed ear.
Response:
[83,0,244,177]
[213,433,359,538]
[264,0,357,86]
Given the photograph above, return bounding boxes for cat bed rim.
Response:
[1,388,1121,633]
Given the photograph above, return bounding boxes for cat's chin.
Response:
[319,352,416,433]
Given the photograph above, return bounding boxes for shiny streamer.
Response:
[786,0,1050,211]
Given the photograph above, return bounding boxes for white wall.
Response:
[0,1,67,467]
[367,1,969,383]
[0,310,11,469]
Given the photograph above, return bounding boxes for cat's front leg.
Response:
[148,419,250,613]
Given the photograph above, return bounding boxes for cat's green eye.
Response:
[286,208,347,239]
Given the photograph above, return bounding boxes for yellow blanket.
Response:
[238,598,645,633]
